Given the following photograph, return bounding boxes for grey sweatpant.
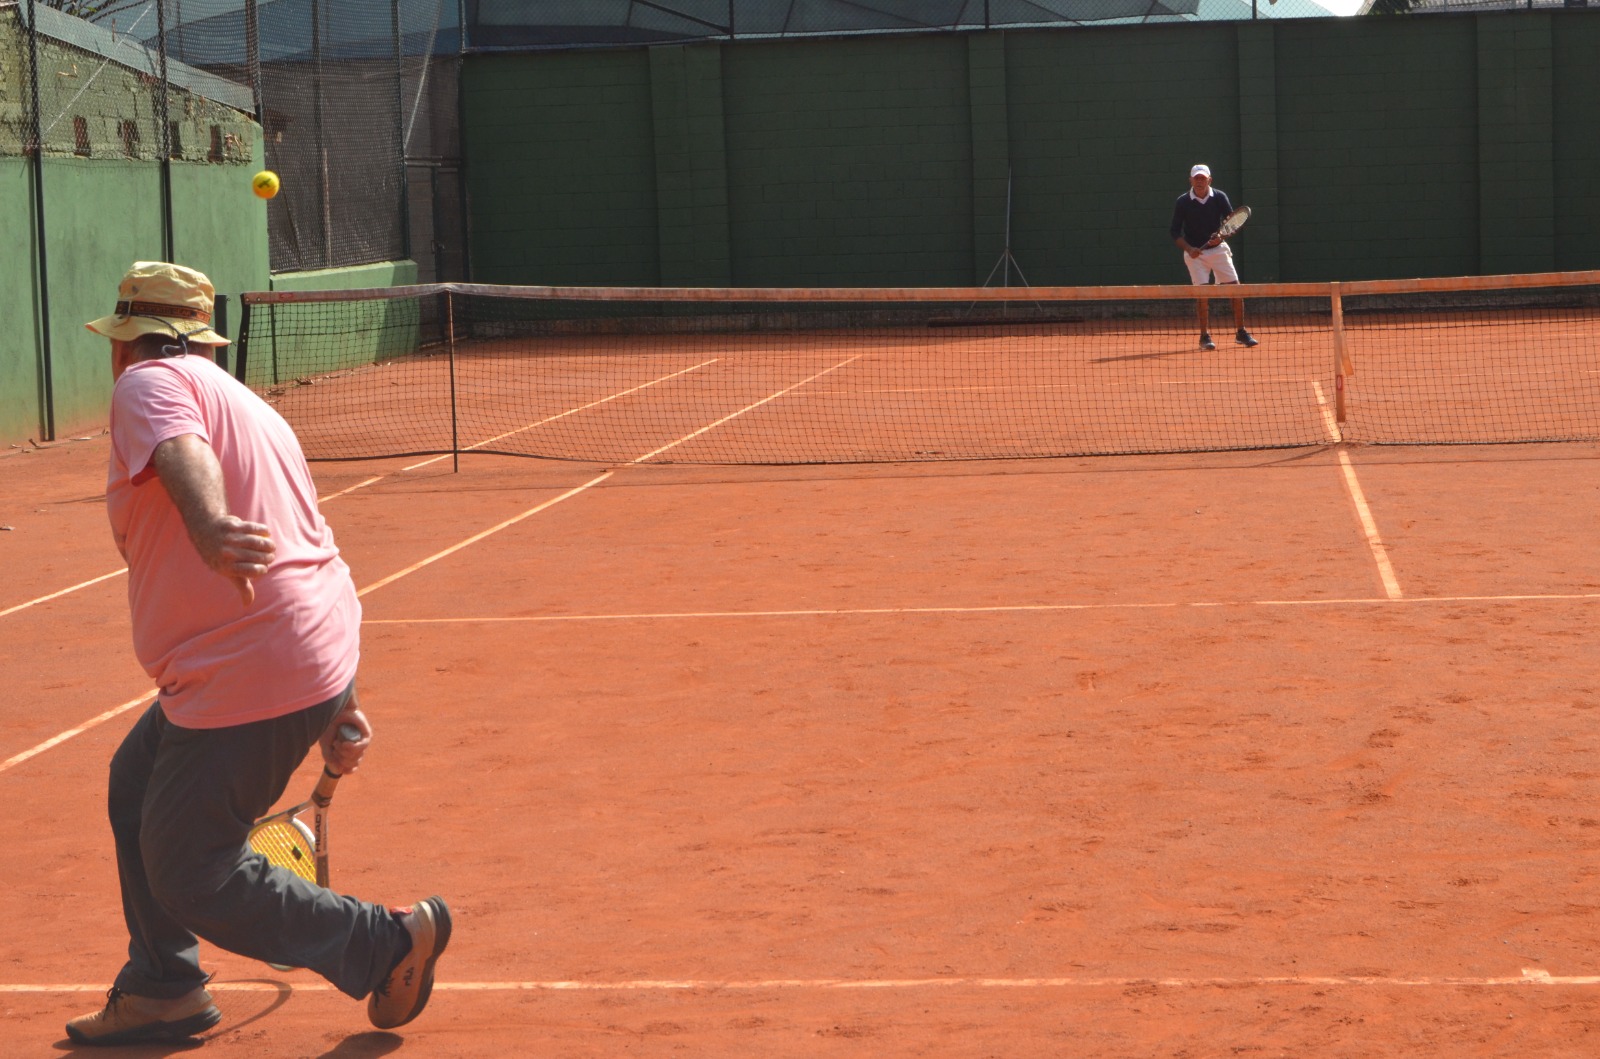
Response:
[107,684,409,1000]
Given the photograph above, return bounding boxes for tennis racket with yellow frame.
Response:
[248,722,361,970]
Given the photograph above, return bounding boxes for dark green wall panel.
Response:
[1275,18,1479,281]
[1006,25,1241,286]
[722,35,973,286]
[462,13,1600,289]
[1553,17,1600,270]
[463,51,659,285]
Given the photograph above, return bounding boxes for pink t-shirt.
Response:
[107,354,360,728]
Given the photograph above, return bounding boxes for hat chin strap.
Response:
[158,322,192,359]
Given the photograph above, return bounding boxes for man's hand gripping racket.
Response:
[248,720,365,971]
[1202,205,1251,249]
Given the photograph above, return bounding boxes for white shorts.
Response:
[1184,242,1239,285]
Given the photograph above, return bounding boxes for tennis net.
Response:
[234,272,1600,465]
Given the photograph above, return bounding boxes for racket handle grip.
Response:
[336,723,362,743]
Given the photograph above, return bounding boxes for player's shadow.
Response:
[316,1031,404,1058]
[54,1040,206,1056]
[55,1030,206,1055]
[1092,349,1192,363]
[53,979,294,1055]
[50,978,403,1057]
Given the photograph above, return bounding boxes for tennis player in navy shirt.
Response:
[1170,164,1257,351]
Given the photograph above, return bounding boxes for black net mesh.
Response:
[234,276,1600,465]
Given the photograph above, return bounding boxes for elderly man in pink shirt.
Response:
[68,262,449,1046]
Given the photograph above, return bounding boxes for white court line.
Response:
[0,569,127,619]
[1310,378,1402,599]
[318,476,385,502]
[631,356,864,463]
[355,472,615,598]
[360,590,1600,625]
[0,474,618,776]
[1,359,854,773]
[357,358,866,592]
[0,691,155,776]
[1311,378,1341,444]
[403,359,721,471]
[0,365,720,620]
[0,478,386,620]
[3,968,1595,993]
[1338,449,1403,599]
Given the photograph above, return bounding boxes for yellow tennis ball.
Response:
[252,170,280,199]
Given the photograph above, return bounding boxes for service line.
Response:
[359,590,1600,626]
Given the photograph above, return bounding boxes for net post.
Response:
[445,289,459,472]
[268,302,280,386]
[1329,282,1350,427]
[234,298,252,381]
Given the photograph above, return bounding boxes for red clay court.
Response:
[4,407,1600,1055]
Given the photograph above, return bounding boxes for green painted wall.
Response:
[1552,15,1600,271]
[462,51,659,285]
[0,159,42,443]
[269,260,419,292]
[237,260,423,390]
[1007,24,1243,286]
[17,148,273,444]
[1275,18,1480,281]
[650,44,731,286]
[722,34,973,286]
[1,10,273,447]
[461,11,1600,288]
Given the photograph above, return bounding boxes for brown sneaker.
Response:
[368,896,452,1029]
[65,986,220,1046]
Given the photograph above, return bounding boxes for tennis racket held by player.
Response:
[1203,205,1250,248]
[248,721,362,971]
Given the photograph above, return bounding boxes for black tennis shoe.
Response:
[66,986,221,1046]
[1199,332,1216,351]
[369,896,452,1029]
[1236,328,1259,347]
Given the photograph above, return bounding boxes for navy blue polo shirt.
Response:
[1170,189,1235,248]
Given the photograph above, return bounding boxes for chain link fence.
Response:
[14,0,465,279]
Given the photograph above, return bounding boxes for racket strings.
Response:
[248,820,317,882]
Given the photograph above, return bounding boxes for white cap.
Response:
[1190,164,1211,178]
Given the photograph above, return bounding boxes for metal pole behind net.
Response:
[392,0,412,261]
[445,289,458,472]
[25,0,55,442]
[156,0,174,261]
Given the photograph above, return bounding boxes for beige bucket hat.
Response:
[85,261,230,345]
